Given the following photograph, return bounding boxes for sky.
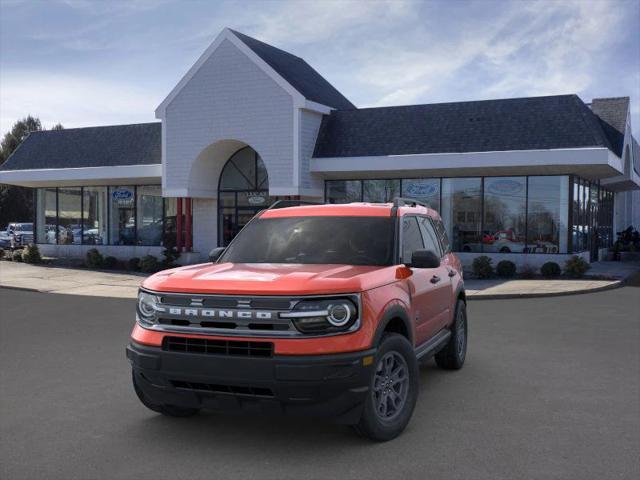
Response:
[1,0,639,137]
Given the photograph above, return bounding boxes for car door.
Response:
[400,216,446,346]
[418,216,453,333]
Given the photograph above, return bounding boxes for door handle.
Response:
[430,275,441,284]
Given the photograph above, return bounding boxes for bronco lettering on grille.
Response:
[157,306,274,321]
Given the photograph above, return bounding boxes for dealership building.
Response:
[1,28,639,266]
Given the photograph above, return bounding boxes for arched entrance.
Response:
[218,146,275,245]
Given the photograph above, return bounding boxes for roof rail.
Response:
[266,199,323,210]
[392,197,429,208]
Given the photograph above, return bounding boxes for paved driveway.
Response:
[1,287,638,480]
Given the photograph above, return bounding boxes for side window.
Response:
[418,217,443,257]
[434,219,451,254]
[401,216,424,264]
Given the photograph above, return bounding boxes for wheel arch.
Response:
[372,305,414,347]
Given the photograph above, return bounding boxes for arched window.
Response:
[218,147,274,246]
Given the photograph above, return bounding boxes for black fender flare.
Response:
[371,304,414,347]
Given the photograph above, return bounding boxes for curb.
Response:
[0,285,42,293]
[466,280,623,301]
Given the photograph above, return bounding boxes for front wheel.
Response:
[435,299,467,370]
[132,371,200,417]
[353,333,419,441]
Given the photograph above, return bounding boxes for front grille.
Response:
[171,380,274,397]
[162,336,273,357]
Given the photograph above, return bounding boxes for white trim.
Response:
[155,28,305,118]
[302,100,333,114]
[293,108,300,187]
[0,164,161,187]
[311,147,622,177]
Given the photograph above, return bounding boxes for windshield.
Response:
[220,216,395,266]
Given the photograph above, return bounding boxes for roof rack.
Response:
[392,197,429,208]
[266,199,323,210]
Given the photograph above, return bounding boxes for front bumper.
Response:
[126,341,376,423]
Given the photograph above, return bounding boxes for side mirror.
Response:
[208,247,226,263]
[408,249,440,269]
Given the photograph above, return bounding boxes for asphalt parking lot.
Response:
[1,286,639,480]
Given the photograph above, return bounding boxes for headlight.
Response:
[281,297,358,334]
[137,290,160,326]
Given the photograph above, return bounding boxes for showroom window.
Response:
[362,179,400,203]
[440,178,482,252]
[402,178,440,211]
[326,180,362,203]
[136,186,163,246]
[526,176,569,254]
[57,187,82,245]
[35,186,171,247]
[109,186,136,245]
[482,177,526,254]
[35,187,57,244]
[325,174,605,255]
[83,187,107,245]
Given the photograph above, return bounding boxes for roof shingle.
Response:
[313,95,615,158]
[0,122,161,171]
[230,29,355,111]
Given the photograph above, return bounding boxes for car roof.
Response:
[260,202,441,220]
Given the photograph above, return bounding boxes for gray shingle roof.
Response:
[0,122,161,171]
[590,97,629,157]
[313,95,616,158]
[230,29,355,111]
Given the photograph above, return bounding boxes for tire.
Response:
[499,247,511,253]
[132,371,200,418]
[435,299,467,370]
[353,333,419,441]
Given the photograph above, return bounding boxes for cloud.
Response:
[0,72,158,132]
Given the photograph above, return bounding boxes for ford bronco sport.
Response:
[127,198,467,441]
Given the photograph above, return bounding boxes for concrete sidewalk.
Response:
[1,261,637,300]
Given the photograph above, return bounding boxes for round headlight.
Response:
[327,303,352,327]
[137,291,158,321]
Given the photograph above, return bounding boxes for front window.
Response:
[220,216,395,266]
[109,186,136,245]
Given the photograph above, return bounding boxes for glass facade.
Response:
[441,178,482,252]
[326,175,614,255]
[571,176,614,253]
[35,186,172,247]
[57,188,82,245]
[217,147,275,246]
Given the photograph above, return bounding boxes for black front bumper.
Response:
[126,341,376,423]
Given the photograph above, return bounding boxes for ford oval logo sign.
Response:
[405,182,438,197]
[488,179,523,195]
[112,189,133,200]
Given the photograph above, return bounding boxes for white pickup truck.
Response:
[0,223,34,249]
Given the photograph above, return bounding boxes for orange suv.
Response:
[127,198,467,441]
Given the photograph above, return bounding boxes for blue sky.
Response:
[1,0,639,137]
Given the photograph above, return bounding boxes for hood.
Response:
[142,262,398,295]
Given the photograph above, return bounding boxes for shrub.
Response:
[564,255,590,278]
[161,246,180,269]
[128,257,141,271]
[519,264,536,279]
[22,244,42,264]
[0,249,5,260]
[12,250,23,262]
[540,262,561,278]
[472,256,493,279]
[140,255,160,273]
[85,248,104,268]
[103,256,118,269]
[496,260,516,278]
